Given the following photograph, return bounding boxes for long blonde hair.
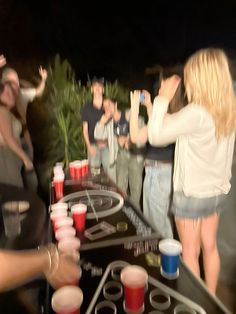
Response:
[184,48,236,137]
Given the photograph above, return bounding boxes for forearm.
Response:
[83,130,92,150]
[146,102,153,118]
[5,136,29,164]
[0,249,48,292]
[23,130,33,151]
[148,96,169,145]
[130,108,148,145]
[35,79,46,97]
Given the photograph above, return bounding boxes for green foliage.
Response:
[34,54,131,170]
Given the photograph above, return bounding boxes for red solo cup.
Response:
[55,227,76,241]
[73,161,82,179]
[71,204,87,232]
[50,211,67,231]
[84,159,89,173]
[69,162,76,179]
[51,286,83,314]
[120,265,148,313]
[58,237,81,254]
[81,160,87,176]
[50,202,68,212]
[54,174,65,200]
[55,217,73,231]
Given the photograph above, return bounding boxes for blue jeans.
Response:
[143,163,173,238]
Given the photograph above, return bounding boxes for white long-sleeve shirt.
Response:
[148,96,235,198]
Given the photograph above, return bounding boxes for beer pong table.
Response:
[47,173,231,314]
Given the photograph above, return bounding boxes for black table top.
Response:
[50,172,160,250]
[47,235,230,314]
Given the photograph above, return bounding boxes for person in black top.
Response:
[80,77,110,174]
[130,67,186,237]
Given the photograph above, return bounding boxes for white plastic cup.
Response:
[55,217,74,230]
[50,202,68,212]
[51,286,83,314]
[2,201,21,237]
[55,227,76,241]
[58,237,81,253]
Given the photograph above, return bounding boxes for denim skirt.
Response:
[171,191,227,219]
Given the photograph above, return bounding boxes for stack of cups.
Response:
[50,202,68,232]
[51,286,83,314]
[69,159,89,180]
[53,165,65,200]
[71,204,87,233]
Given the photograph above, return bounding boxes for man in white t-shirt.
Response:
[1,66,47,192]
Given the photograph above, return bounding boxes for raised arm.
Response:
[148,76,202,146]
[35,66,47,97]
[130,90,148,145]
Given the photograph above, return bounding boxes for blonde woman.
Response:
[143,48,236,295]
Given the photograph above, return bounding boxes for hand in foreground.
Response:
[45,254,81,289]
[23,157,34,171]
[141,90,152,108]
[158,75,181,102]
[38,66,48,81]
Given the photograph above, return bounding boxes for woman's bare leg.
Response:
[200,213,220,295]
[175,217,201,277]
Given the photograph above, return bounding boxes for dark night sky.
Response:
[1,0,236,86]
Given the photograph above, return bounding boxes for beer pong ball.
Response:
[120,265,148,312]
[55,227,76,241]
[51,286,83,314]
[55,216,73,229]
[50,202,68,212]
[58,237,81,253]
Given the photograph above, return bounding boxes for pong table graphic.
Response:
[47,173,231,314]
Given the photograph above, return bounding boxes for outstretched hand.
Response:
[158,75,181,102]
[45,255,81,289]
